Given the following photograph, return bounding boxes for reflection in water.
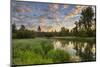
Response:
[53,40,96,62]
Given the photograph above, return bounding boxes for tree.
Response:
[20,25,25,31]
[38,26,41,32]
[80,7,94,31]
[72,7,95,37]
[12,23,17,38]
[74,21,79,32]
[60,27,69,36]
[61,27,66,32]
[12,23,16,33]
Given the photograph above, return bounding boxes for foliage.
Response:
[12,39,71,65]
[12,24,35,39]
[47,49,70,63]
[12,23,16,33]
[71,7,95,37]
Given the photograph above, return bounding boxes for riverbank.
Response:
[50,36,96,42]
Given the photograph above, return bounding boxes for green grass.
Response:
[12,37,96,65]
[12,38,70,65]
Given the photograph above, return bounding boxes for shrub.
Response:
[47,49,70,63]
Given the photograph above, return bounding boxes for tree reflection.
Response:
[53,39,96,62]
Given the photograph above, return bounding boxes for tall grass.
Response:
[12,38,70,65]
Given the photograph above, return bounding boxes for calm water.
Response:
[52,39,96,62]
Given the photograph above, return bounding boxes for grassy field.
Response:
[12,38,70,65]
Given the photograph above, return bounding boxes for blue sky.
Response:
[11,1,95,32]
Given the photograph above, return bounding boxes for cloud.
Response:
[14,1,94,32]
[61,6,89,30]
[12,17,20,22]
[63,6,87,22]
[74,6,82,14]
[63,4,69,8]
[67,6,82,17]
[16,5,32,13]
[48,4,62,23]
[48,4,59,11]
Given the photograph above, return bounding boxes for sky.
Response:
[11,0,96,32]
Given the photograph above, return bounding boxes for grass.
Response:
[12,38,70,65]
[12,37,96,65]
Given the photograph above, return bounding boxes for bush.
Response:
[12,33,17,38]
[47,49,70,62]
[13,50,53,65]
[13,30,35,39]
[40,40,53,55]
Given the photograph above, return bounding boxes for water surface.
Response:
[52,39,96,62]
